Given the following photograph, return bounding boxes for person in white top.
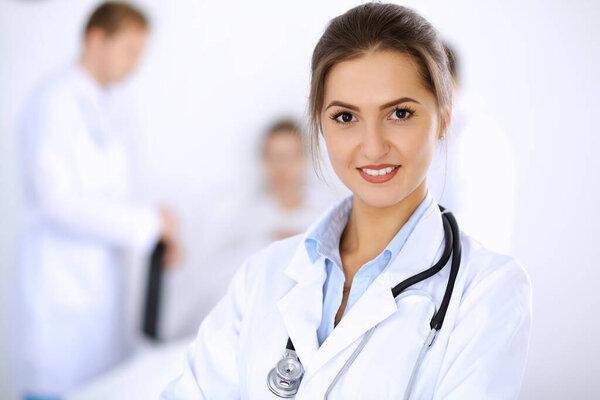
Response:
[14,2,181,399]
[161,3,531,399]
[427,43,517,254]
[242,119,332,253]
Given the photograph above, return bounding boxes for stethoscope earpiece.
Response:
[267,349,304,398]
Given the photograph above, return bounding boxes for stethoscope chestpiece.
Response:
[267,349,304,398]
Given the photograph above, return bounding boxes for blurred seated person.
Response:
[243,119,329,250]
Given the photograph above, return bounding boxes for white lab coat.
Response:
[161,199,531,399]
[14,65,160,395]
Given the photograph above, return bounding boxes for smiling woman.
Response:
[321,51,441,210]
[161,3,531,399]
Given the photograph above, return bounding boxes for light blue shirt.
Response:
[305,192,434,346]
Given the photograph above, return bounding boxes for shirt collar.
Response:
[304,196,353,263]
[304,191,434,265]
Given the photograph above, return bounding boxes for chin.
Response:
[109,70,131,84]
[345,173,426,210]
[352,187,411,209]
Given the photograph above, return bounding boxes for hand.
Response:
[159,206,183,268]
[162,236,183,269]
[159,206,178,240]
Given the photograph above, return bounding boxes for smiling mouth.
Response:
[359,165,400,176]
[357,164,401,183]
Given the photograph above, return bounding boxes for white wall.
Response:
[1,0,598,398]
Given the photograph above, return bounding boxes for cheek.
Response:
[109,46,136,72]
[403,112,439,156]
[291,158,305,173]
[323,131,353,173]
[401,127,438,177]
[407,134,434,160]
[102,47,122,74]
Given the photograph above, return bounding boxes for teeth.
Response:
[360,166,398,176]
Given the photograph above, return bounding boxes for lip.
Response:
[358,164,398,169]
[357,164,400,184]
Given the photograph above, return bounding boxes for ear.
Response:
[438,106,452,140]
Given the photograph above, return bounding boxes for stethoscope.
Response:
[267,207,461,399]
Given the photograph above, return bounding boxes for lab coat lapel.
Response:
[306,272,397,378]
[276,243,326,370]
[305,201,446,378]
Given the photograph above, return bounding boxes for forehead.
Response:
[105,25,148,42]
[323,50,435,108]
[266,131,302,148]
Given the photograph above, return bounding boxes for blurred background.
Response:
[0,0,598,399]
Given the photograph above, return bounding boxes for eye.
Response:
[389,107,415,121]
[330,111,357,124]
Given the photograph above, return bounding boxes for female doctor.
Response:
[162,3,531,399]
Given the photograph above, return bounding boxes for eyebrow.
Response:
[324,97,421,111]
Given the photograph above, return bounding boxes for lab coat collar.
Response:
[278,197,446,379]
[277,244,326,370]
[276,206,342,369]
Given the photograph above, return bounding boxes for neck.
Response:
[273,185,302,210]
[79,52,106,88]
[340,181,427,274]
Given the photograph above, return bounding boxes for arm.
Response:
[160,260,249,399]
[432,257,532,399]
[25,92,161,252]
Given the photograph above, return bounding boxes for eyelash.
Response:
[328,106,416,125]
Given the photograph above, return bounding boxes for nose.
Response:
[360,122,390,161]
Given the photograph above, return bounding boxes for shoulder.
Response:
[229,234,305,312]
[20,68,84,142]
[21,69,78,123]
[29,67,77,104]
[242,234,304,282]
[24,67,83,122]
[458,232,531,312]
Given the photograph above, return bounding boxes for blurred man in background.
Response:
[13,2,180,399]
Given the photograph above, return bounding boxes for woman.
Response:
[161,3,531,399]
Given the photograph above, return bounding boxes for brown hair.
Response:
[443,41,459,84]
[84,1,149,37]
[308,2,452,170]
[262,118,305,158]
